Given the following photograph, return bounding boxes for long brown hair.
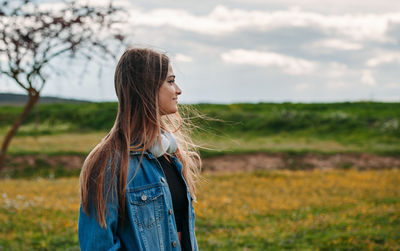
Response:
[79,48,201,227]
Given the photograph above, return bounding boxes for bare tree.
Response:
[0,0,127,169]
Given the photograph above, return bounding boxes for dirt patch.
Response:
[202,152,400,172]
[3,152,400,174]
[6,154,84,170]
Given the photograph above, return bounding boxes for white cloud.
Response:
[221,49,316,75]
[311,39,363,50]
[325,81,350,89]
[232,0,400,13]
[323,62,350,78]
[173,53,193,63]
[366,52,400,67]
[385,83,400,88]
[0,79,26,93]
[294,83,311,91]
[361,70,376,86]
[4,1,399,103]
[128,5,400,42]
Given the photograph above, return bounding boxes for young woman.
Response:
[78,48,201,251]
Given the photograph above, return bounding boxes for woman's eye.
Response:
[168,80,175,84]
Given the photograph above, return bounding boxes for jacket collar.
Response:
[129,149,155,159]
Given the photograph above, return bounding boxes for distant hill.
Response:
[0,93,90,106]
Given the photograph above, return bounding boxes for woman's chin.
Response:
[161,108,178,115]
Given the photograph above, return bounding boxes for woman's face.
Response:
[158,65,182,115]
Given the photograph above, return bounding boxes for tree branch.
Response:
[0,0,127,169]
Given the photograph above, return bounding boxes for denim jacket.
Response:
[78,150,199,251]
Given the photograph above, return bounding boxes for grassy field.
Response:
[0,169,399,250]
[1,102,400,157]
[2,130,397,157]
[1,102,399,250]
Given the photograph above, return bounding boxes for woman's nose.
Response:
[175,84,182,95]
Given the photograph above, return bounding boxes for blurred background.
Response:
[1,0,399,250]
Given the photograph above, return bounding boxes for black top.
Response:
[157,155,191,251]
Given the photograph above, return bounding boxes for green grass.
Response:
[2,130,399,158]
[193,169,400,250]
[0,207,79,251]
[1,170,399,250]
[1,102,399,250]
[1,102,399,136]
[1,101,399,156]
[2,157,81,179]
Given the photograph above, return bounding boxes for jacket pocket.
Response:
[128,184,165,229]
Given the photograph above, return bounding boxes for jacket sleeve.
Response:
[78,197,120,251]
[78,156,121,251]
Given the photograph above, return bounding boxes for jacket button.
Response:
[172,241,177,247]
[161,177,166,183]
[168,209,173,215]
[141,194,147,201]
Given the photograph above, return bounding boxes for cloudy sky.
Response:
[1,0,400,103]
